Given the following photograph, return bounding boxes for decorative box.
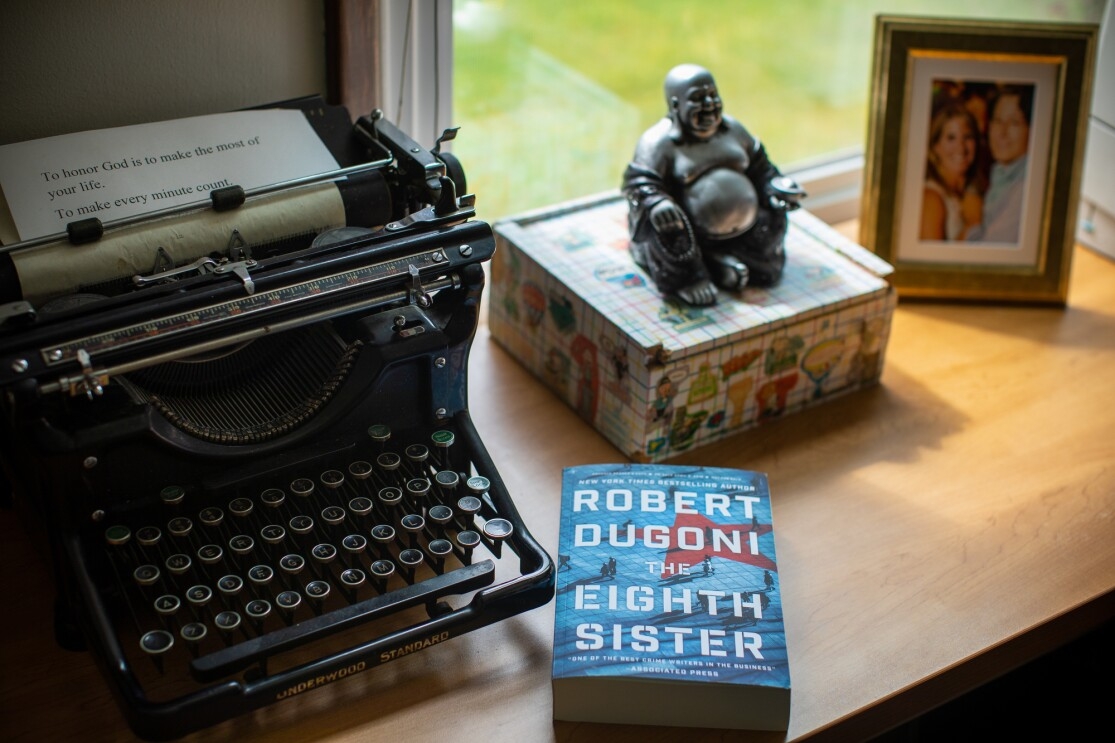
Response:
[487,193,896,462]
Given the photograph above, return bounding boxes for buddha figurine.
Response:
[622,63,803,306]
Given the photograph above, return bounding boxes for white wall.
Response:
[0,0,328,145]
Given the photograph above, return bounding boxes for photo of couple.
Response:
[919,79,1034,245]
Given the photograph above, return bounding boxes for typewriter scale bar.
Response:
[40,246,454,374]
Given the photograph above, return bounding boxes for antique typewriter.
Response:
[0,97,554,740]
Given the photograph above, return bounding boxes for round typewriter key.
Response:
[400,513,425,531]
[367,424,391,443]
[378,486,403,507]
[348,461,373,480]
[321,505,346,525]
[180,621,207,654]
[229,535,255,555]
[348,496,373,517]
[342,534,368,555]
[197,544,223,565]
[370,559,395,578]
[186,584,213,607]
[260,489,285,509]
[229,497,254,518]
[376,452,401,472]
[428,504,453,526]
[105,525,131,546]
[290,477,315,498]
[305,580,330,600]
[218,574,245,596]
[456,530,481,549]
[434,470,460,491]
[247,565,274,587]
[428,538,453,558]
[198,506,224,527]
[245,599,271,621]
[457,495,482,518]
[168,516,193,538]
[311,543,338,564]
[160,485,186,506]
[154,594,181,616]
[340,568,366,592]
[214,610,241,633]
[483,518,514,540]
[289,515,314,535]
[370,524,395,543]
[279,554,305,575]
[405,444,429,464]
[140,629,174,656]
[431,429,455,449]
[166,553,192,575]
[136,526,162,547]
[275,590,301,617]
[134,564,161,586]
[405,478,431,498]
[398,549,424,578]
[465,475,491,495]
[321,469,345,490]
[260,524,286,545]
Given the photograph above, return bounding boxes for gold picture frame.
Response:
[860,16,1098,304]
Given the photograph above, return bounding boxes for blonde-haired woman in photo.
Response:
[920,101,984,241]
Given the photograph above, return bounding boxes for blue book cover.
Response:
[551,463,791,730]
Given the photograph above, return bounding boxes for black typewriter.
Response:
[0,96,554,740]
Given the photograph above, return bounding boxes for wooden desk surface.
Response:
[1,239,1113,743]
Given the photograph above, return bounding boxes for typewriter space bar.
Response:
[191,560,496,682]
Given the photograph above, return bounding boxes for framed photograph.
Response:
[860,16,1098,304]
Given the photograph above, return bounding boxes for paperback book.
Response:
[552,463,790,730]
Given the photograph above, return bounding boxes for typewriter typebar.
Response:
[0,98,555,740]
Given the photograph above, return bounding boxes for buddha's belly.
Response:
[682,168,758,238]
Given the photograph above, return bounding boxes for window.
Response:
[373,0,1105,223]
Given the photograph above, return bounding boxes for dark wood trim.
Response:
[323,0,382,116]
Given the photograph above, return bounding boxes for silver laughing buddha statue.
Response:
[622,64,804,306]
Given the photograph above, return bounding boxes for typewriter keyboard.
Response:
[93,424,524,692]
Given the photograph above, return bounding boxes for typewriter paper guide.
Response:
[0,109,341,244]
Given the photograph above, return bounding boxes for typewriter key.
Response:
[400,514,425,547]
[397,548,424,582]
[430,429,455,449]
[154,594,181,617]
[247,564,274,589]
[321,505,346,526]
[348,461,373,481]
[197,544,223,566]
[140,629,174,672]
[260,524,286,545]
[217,574,245,598]
[136,526,162,548]
[180,622,207,656]
[434,470,460,494]
[482,518,514,557]
[456,495,483,529]
[405,444,429,467]
[279,554,306,576]
[339,568,366,600]
[290,478,315,498]
[260,489,285,509]
[198,506,224,528]
[465,475,491,496]
[160,485,186,507]
[185,584,213,609]
[405,477,431,500]
[214,610,243,644]
[427,538,453,574]
[244,599,272,633]
[275,590,301,624]
[311,543,338,564]
[304,580,330,614]
[378,486,403,509]
[369,559,394,592]
[376,451,401,473]
[229,497,254,519]
[289,515,314,535]
[134,564,161,586]
[341,533,368,555]
[321,469,345,490]
[348,496,373,518]
[228,535,255,557]
[456,530,481,564]
[105,525,131,546]
[367,424,392,444]
[427,504,454,527]
[370,524,395,549]
[166,553,192,576]
[168,516,193,539]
